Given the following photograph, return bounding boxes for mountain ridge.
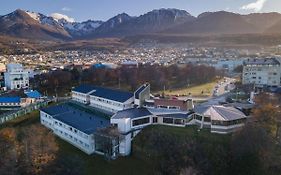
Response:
[1,9,281,40]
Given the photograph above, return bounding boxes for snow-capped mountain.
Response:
[24,11,103,37]
[0,9,71,40]
[57,19,103,36]
[91,8,195,37]
[2,8,281,41]
[94,13,133,33]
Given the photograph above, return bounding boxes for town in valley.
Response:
[0,1,281,175]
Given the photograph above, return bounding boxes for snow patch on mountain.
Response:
[25,11,40,21]
[50,13,75,23]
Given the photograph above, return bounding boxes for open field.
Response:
[161,81,217,97]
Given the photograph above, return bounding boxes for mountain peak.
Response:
[10,9,29,17]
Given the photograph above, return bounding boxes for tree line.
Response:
[0,124,84,175]
[31,64,222,96]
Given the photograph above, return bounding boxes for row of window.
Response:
[91,96,125,107]
[132,117,150,127]
[157,105,180,110]
[162,117,185,125]
[0,102,20,106]
[56,129,90,149]
[194,114,245,126]
[54,120,88,139]
[211,119,245,126]
[132,116,188,127]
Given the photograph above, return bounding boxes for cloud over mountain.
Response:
[241,0,267,12]
[50,13,75,22]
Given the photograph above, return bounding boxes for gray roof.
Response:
[41,104,110,135]
[194,105,246,121]
[157,112,193,119]
[111,108,152,119]
[148,108,184,115]
[243,58,280,66]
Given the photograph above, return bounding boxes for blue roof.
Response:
[73,84,96,94]
[0,97,21,103]
[112,107,152,119]
[90,87,133,103]
[135,84,148,99]
[41,104,70,116]
[25,90,42,98]
[41,104,110,135]
[92,63,107,69]
[73,84,133,103]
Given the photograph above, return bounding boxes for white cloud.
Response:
[241,0,267,12]
[62,7,71,12]
[50,13,75,22]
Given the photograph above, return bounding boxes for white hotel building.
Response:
[4,63,30,90]
[72,85,134,113]
[40,104,110,155]
[242,58,281,87]
[40,84,248,157]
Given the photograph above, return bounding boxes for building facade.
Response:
[111,105,247,155]
[0,97,21,110]
[40,84,248,158]
[193,105,247,134]
[40,104,110,155]
[242,58,281,87]
[72,85,134,113]
[4,63,30,90]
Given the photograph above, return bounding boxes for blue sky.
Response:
[1,0,281,22]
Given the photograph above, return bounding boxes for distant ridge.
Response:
[1,9,281,40]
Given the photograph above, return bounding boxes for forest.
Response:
[31,64,222,96]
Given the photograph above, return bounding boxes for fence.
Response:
[0,101,49,125]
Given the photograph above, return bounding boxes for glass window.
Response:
[204,117,211,122]
[163,118,173,124]
[132,117,150,126]
[174,119,184,125]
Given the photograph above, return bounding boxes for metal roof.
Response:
[90,87,133,103]
[72,84,96,94]
[41,104,110,135]
[148,108,184,115]
[73,84,133,103]
[0,97,21,103]
[194,105,246,121]
[24,90,42,98]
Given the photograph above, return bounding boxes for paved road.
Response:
[178,77,236,105]
[202,77,236,105]
[213,77,236,97]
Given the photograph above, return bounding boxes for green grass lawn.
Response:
[161,81,218,97]
[0,110,39,129]
[57,138,153,175]
[134,125,230,148]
